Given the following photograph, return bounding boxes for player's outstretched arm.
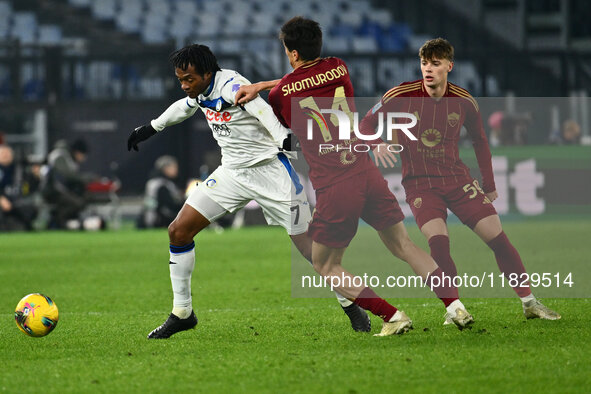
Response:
[128,97,198,152]
[464,102,496,193]
[242,96,290,148]
[361,103,395,167]
[372,143,398,168]
[234,79,281,105]
[128,124,156,152]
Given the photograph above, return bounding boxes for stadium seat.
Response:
[38,25,63,46]
[261,0,283,16]
[141,26,168,44]
[0,15,10,38]
[119,0,143,17]
[12,12,37,30]
[367,10,393,28]
[91,0,117,21]
[144,13,169,31]
[323,36,350,53]
[329,23,356,40]
[169,15,194,38]
[174,1,198,16]
[408,34,432,52]
[358,19,382,39]
[351,36,378,54]
[194,13,221,38]
[315,1,340,16]
[315,13,337,30]
[68,0,92,8]
[218,39,243,54]
[231,1,252,15]
[21,64,44,100]
[221,13,249,36]
[146,1,171,18]
[250,14,275,36]
[116,13,142,34]
[378,23,411,52]
[0,1,11,16]
[338,11,364,30]
[11,13,38,45]
[194,38,216,52]
[202,0,226,15]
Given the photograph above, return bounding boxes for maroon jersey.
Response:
[360,79,496,193]
[269,57,376,190]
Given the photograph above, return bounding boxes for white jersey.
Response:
[151,69,290,169]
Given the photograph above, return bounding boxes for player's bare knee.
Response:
[168,220,192,245]
[312,260,331,277]
[390,234,415,259]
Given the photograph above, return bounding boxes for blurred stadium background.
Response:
[0,0,589,230]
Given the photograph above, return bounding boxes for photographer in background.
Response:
[549,119,582,145]
[137,155,184,229]
[0,144,39,231]
[42,139,96,229]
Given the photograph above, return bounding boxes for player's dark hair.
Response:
[169,44,221,75]
[70,139,88,154]
[279,16,322,61]
[419,38,454,62]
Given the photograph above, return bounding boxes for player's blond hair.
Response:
[419,38,454,62]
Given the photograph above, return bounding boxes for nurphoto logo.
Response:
[304,108,418,153]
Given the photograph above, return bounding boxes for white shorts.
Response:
[185,154,311,236]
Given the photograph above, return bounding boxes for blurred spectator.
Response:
[487,111,530,146]
[20,157,43,198]
[41,139,95,229]
[137,155,184,229]
[487,111,504,148]
[0,144,14,190]
[504,113,530,146]
[0,145,38,231]
[549,119,582,145]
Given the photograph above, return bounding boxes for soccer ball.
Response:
[14,293,59,337]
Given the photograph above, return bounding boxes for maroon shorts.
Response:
[405,179,497,229]
[308,167,405,248]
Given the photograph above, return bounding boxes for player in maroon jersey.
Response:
[361,38,560,321]
[236,17,475,335]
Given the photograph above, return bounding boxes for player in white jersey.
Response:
[127,44,370,338]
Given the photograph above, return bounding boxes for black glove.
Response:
[127,124,157,152]
[282,133,301,151]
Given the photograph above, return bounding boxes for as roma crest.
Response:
[448,112,460,127]
[413,197,422,209]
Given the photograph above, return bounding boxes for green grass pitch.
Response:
[1,220,590,393]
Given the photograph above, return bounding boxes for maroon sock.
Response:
[354,287,398,321]
[428,235,458,278]
[487,231,532,297]
[425,267,458,307]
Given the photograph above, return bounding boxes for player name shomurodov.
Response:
[281,64,348,96]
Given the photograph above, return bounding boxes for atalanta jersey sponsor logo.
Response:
[205,109,232,122]
[211,123,231,137]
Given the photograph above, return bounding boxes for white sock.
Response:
[169,242,195,318]
[520,293,536,304]
[335,291,353,307]
[446,299,465,316]
[389,310,403,322]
